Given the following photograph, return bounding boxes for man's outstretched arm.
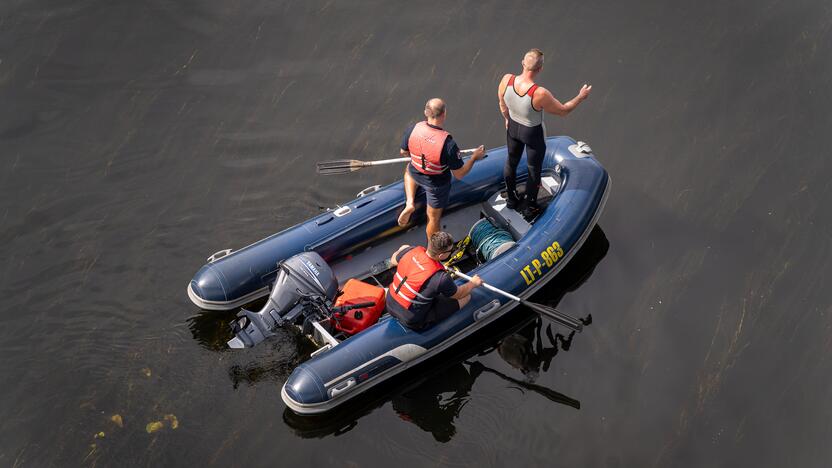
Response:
[451,145,486,180]
[538,84,592,117]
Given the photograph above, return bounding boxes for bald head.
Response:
[522,48,544,72]
[424,98,446,120]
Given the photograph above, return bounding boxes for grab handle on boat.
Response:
[568,141,593,158]
[357,185,382,198]
[329,378,357,397]
[473,300,501,321]
[207,249,232,263]
[333,206,351,217]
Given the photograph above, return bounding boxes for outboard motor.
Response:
[227,252,338,349]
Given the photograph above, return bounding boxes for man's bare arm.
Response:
[450,145,485,180]
[537,84,592,117]
[390,245,411,266]
[497,74,512,127]
[451,274,482,299]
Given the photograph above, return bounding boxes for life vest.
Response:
[388,246,446,309]
[408,121,450,175]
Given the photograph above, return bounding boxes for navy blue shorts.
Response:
[388,295,460,330]
[425,296,461,326]
[408,165,452,209]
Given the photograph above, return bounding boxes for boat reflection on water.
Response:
[187,300,318,388]
[496,316,577,384]
[384,332,582,443]
[390,362,479,442]
[283,225,609,440]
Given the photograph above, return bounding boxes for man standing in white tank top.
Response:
[498,49,592,218]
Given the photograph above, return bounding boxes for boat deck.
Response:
[330,176,560,286]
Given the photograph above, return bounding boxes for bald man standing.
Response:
[498,48,592,219]
[397,98,486,240]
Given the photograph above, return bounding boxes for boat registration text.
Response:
[520,241,564,285]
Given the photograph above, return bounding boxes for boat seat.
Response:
[481,176,560,239]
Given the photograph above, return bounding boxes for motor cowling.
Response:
[227,252,338,349]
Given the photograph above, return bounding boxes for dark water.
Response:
[2,0,831,466]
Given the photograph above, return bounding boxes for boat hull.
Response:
[186,136,610,414]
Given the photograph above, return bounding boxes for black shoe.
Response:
[521,203,541,221]
[505,191,524,210]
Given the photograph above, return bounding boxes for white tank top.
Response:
[504,75,544,128]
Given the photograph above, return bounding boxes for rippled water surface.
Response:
[2,0,831,466]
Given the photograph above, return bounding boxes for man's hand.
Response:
[471,145,486,161]
[469,274,483,287]
[578,84,592,101]
[453,145,486,180]
[504,118,509,129]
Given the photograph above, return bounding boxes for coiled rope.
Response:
[469,218,516,262]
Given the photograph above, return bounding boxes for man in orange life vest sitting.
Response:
[386,232,483,330]
[397,98,486,240]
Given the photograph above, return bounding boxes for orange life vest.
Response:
[408,121,450,175]
[388,246,446,309]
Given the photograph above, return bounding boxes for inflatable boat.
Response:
[282,225,609,436]
[187,135,609,414]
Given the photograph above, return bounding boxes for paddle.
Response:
[463,360,581,409]
[316,148,479,175]
[450,269,584,332]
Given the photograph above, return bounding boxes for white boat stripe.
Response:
[325,343,428,387]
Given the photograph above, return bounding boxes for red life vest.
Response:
[408,121,450,175]
[388,246,446,309]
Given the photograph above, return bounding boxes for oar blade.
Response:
[523,301,584,332]
[316,159,364,175]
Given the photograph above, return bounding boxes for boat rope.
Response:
[443,236,471,268]
[469,218,516,262]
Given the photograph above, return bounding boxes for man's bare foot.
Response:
[397,205,415,226]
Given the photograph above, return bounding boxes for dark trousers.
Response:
[504,118,546,205]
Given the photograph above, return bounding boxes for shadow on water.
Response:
[225,333,319,390]
[187,309,239,352]
[187,298,318,388]
[283,225,610,440]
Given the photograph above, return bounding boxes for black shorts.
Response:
[388,296,460,330]
[408,165,452,209]
[423,296,460,328]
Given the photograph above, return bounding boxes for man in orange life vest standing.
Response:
[397,98,486,240]
[498,48,592,219]
[386,232,483,330]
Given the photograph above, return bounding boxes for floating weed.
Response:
[94,431,105,439]
[146,421,164,433]
[141,367,152,378]
[110,414,124,428]
[163,413,179,429]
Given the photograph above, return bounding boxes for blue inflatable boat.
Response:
[187,136,609,414]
